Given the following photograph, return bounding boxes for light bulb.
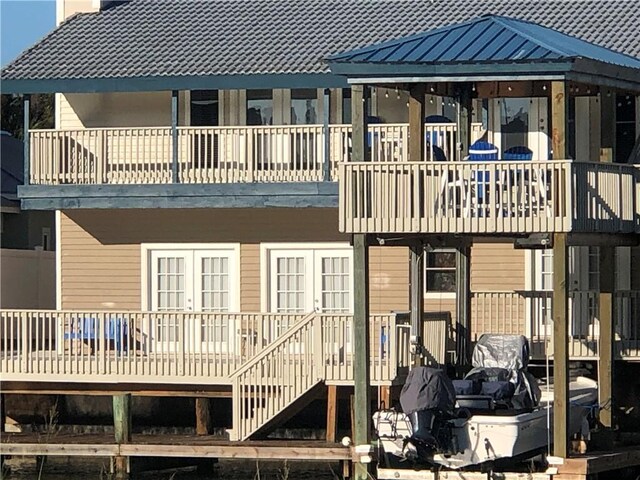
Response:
[508,85,512,92]
[385,91,389,98]
[542,85,547,91]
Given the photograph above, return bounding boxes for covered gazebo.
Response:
[327,14,640,479]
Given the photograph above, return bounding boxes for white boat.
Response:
[373,335,598,470]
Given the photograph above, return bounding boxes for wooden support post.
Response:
[171,89,179,183]
[410,243,424,366]
[598,246,615,432]
[599,89,616,162]
[195,397,212,436]
[352,233,371,480]
[553,233,570,458]
[351,84,369,162]
[326,385,338,443]
[455,245,471,368]
[409,84,426,161]
[23,94,30,185]
[457,84,473,161]
[551,82,568,160]
[323,88,332,181]
[113,394,132,479]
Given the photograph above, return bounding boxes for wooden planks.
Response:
[1,434,351,461]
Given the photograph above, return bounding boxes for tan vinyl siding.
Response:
[60,212,140,309]
[57,92,190,129]
[240,243,260,311]
[470,243,525,291]
[369,246,409,313]
[61,208,349,311]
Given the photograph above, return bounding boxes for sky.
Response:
[1,0,56,67]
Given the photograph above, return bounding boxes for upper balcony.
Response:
[27,123,469,186]
[339,159,640,235]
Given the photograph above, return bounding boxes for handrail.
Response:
[230,311,321,440]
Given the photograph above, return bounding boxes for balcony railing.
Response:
[28,123,482,186]
[470,290,640,360]
[0,310,409,385]
[339,160,640,234]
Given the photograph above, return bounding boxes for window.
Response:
[291,89,318,125]
[247,89,273,125]
[263,244,353,313]
[616,94,636,163]
[424,250,456,294]
[190,90,219,126]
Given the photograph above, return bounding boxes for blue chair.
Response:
[468,141,499,213]
[503,146,533,161]
[108,317,128,353]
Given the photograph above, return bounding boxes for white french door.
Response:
[266,246,353,353]
[268,247,353,314]
[147,246,239,353]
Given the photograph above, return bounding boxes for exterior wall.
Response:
[59,91,189,129]
[470,243,525,291]
[60,209,408,313]
[0,249,55,308]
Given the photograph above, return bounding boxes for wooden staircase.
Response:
[229,312,325,441]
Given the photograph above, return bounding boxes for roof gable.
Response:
[329,15,640,69]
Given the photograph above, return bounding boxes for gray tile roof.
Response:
[2,0,640,82]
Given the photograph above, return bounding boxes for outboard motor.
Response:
[399,367,457,460]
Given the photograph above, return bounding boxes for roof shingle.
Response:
[2,0,639,82]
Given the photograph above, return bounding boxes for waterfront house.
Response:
[1,0,639,457]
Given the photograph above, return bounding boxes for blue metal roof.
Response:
[328,15,640,81]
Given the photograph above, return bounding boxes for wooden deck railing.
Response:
[28,123,481,185]
[470,290,640,360]
[0,310,407,385]
[339,161,640,234]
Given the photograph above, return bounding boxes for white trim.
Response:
[55,210,62,310]
[141,243,240,312]
[260,242,353,312]
[424,292,456,300]
[55,0,64,25]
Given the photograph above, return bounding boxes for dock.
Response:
[0,433,351,461]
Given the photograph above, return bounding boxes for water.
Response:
[4,457,342,479]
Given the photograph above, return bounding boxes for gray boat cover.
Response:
[400,367,456,415]
[468,334,540,409]
[472,334,530,370]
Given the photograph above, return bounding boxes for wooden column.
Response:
[326,385,338,443]
[113,394,132,478]
[171,90,179,183]
[599,90,616,162]
[409,85,426,161]
[323,88,332,181]
[457,84,473,161]
[410,243,424,366]
[553,233,570,458]
[23,94,30,184]
[351,84,369,162]
[352,233,371,480]
[598,246,616,432]
[455,245,471,368]
[551,82,568,160]
[195,397,212,435]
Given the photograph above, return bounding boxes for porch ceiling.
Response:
[328,15,640,92]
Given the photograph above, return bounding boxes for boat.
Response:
[373,334,598,470]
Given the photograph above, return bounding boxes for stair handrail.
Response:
[230,311,323,440]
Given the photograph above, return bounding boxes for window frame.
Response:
[423,248,457,299]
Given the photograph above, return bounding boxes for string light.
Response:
[507,85,512,92]
[542,84,547,91]
[385,90,389,98]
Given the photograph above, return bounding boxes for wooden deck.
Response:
[0,433,351,461]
